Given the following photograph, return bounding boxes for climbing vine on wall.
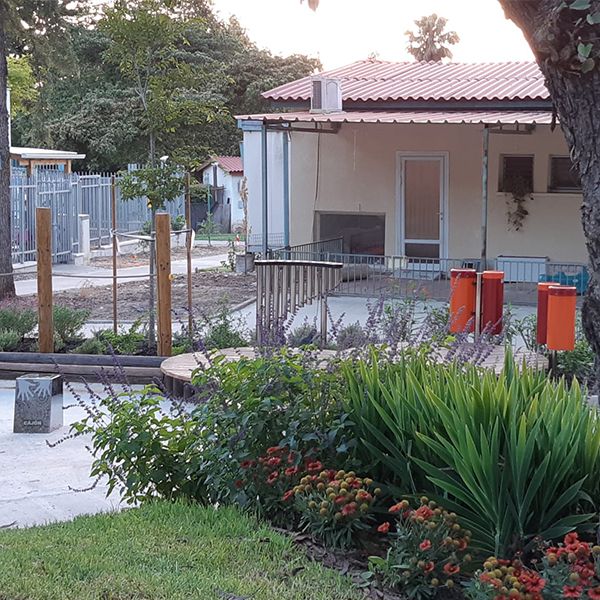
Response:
[505,175,533,231]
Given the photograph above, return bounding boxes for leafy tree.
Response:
[7,56,37,116]
[101,0,221,165]
[0,0,78,299]
[405,13,460,62]
[0,1,12,299]
[119,161,185,346]
[119,163,185,212]
[17,3,318,172]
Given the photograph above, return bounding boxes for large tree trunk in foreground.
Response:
[502,0,600,384]
[0,13,16,300]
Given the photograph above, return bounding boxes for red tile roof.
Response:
[212,156,243,174]
[263,60,549,104]
[236,109,553,125]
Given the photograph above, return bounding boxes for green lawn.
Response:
[0,502,360,600]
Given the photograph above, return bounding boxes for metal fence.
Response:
[10,172,185,264]
[270,243,589,306]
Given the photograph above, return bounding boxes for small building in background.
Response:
[198,156,245,234]
[10,147,86,176]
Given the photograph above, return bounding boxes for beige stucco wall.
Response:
[288,122,586,263]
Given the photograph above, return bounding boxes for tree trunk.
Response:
[501,0,600,386]
[0,15,16,300]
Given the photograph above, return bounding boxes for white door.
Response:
[397,155,446,259]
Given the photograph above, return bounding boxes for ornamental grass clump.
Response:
[344,350,600,557]
[288,468,381,549]
[370,497,472,599]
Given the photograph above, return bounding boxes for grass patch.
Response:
[0,502,360,600]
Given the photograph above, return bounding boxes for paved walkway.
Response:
[0,381,123,528]
[15,253,228,296]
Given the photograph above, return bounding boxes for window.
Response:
[318,212,385,255]
[499,155,534,193]
[549,156,581,192]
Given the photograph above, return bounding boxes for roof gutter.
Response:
[267,99,553,112]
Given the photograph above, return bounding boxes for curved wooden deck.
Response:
[161,345,548,398]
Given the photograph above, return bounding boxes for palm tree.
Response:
[405,14,460,62]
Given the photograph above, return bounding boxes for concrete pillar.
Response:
[74,214,91,265]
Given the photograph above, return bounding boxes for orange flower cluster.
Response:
[288,469,380,519]
[371,497,471,595]
[287,469,380,548]
[543,533,600,599]
[476,557,546,599]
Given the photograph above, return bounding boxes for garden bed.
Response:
[4,269,256,322]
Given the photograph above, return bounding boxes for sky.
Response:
[211,0,535,69]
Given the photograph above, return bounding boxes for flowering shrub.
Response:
[238,446,307,525]
[288,468,380,549]
[466,557,546,599]
[369,497,472,599]
[541,533,600,599]
[191,349,356,506]
[468,534,600,599]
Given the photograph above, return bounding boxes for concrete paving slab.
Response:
[0,381,125,528]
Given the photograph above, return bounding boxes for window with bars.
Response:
[549,156,581,192]
[499,155,534,193]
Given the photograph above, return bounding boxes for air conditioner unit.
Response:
[310,77,342,114]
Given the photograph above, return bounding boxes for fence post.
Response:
[155,213,172,357]
[36,207,53,353]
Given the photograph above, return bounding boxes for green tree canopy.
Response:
[7,56,37,117]
[13,0,320,171]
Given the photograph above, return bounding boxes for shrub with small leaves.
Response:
[370,497,472,598]
[289,468,380,550]
[0,307,37,339]
[53,305,90,347]
[72,337,106,355]
[0,329,21,351]
[287,322,319,347]
[335,322,369,350]
[203,299,249,350]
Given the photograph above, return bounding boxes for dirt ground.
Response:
[89,243,230,269]
[4,270,256,323]
[57,270,256,321]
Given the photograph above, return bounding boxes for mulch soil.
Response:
[280,529,464,600]
[3,269,256,323]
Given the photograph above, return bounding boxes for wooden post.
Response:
[111,175,118,334]
[155,213,172,357]
[36,207,53,353]
[185,173,193,340]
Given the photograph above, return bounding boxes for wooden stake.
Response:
[155,213,172,357]
[185,173,193,340]
[111,175,118,334]
[36,207,53,353]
